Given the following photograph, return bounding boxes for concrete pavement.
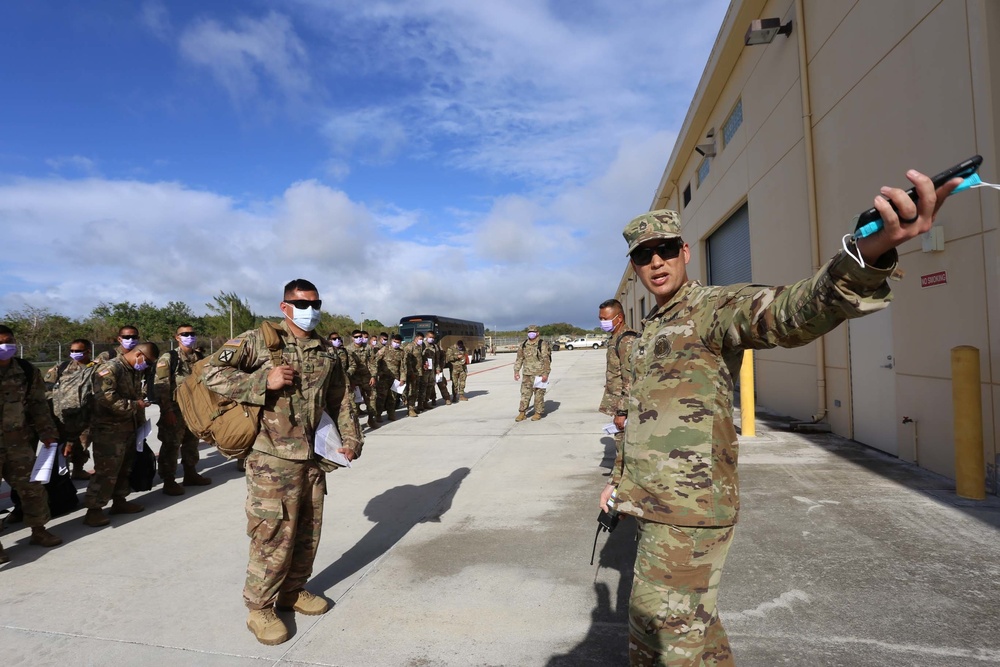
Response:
[2,349,999,666]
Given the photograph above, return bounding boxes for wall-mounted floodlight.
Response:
[745,18,792,45]
[695,143,717,158]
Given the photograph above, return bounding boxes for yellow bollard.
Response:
[740,349,755,437]
[951,345,985,500]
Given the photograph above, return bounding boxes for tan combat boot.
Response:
[459,395,468,401]
[183,467,212,486]
[531,413,543,421]
[247,607,289,645]
[276,589,330,615]
[109,497,144,515]
[162,479,185,496]
[83,508,110,527]
[515,412,527,422]
[445,398,452,405]
[29,527,62,548]
[408,408,418,418]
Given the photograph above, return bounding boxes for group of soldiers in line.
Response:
[324,328,471,431]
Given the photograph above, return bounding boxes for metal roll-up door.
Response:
[707,203,751,285]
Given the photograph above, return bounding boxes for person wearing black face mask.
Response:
[82,341,159,527]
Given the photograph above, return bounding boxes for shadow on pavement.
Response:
[546,515,637,666]
[310,467,471,593]
[599,436,616,473]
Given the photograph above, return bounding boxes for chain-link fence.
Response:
[12,339,229,371]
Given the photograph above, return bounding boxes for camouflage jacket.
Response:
[404,342,422,377]
[422,342,441,375]
[153,347,203,415]
[348,344,374,383]
[600,329,638,416]
[514,339,551,376]
[333,346,355,380]
[0,359,58,443]
[445,346,467,369]
[92,356,146,429]
[44,358,86,392]
[377,345,407,380]
[95,345,127,363]
[616,250,896,528]
[202,320,363,462]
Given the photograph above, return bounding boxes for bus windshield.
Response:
[399,322,433,341]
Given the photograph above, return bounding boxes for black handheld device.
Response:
[853,155,982,238]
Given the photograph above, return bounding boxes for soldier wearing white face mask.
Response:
[154,324,211,495]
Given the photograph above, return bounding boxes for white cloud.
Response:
[178,12,311,105]
[44,155,99,176]
[139,0,172,41]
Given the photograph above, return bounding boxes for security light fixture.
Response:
[745,18,792,46]
[695,143,716,158]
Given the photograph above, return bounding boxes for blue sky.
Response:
[0,0,730,329]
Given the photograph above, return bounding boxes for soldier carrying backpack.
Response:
[153,324,211,496]
[44,338,98,480]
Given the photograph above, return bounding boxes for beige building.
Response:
[616,0,1000,491]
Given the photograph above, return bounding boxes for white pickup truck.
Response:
[564,337,605,350]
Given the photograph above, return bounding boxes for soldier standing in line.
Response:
[203,279,363,646]
[513,324,551,422]
[424,332,449,406]
[376,333,407,421]
[445,340,469,402]
[404,332,425,418]
[154,324,211,496]
[95,324,140,362]
[348,330,378,431]
[0,325,65,560]
[44,338,95,480]
[327,332,358,422]
[597,299,637,482]
[81,341,159,527]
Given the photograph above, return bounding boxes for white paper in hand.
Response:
[391,379,405,395]
[533,377,549,389]
[314,411,352,468]
[435,372,443,383]
[136,418,152,451]
[354,387,364,404]
[31,442,58,483]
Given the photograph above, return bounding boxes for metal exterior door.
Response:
[849,307,898,455]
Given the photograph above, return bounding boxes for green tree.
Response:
[205,292,256,340]
[319,312,357,337]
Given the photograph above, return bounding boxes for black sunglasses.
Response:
[284,299,322,310]
[120,335,138,340]
[630,240,683,266]
[178,331,197,337]
[69,348,88,354]
[329,337,341,342]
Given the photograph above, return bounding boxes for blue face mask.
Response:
[180,335,196,348]
[133,360,148,372]
[70,351,86,362]
[0,343,16,361]
[289,305,321,332]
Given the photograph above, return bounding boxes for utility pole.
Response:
[229,298,234,339]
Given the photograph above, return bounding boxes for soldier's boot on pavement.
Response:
[386,408,395,421]
[82,508,111,527]
[445,398,452,405]
[459,395,468,401]
[408,408,418,418]
[183,466,212,487]
[367,417,380,430]
[531,412,543,421]
[515,412,527,422]
[7,507,23,524]
[276,589,330,615]
[162,479,185,496]
[109,497,144,515]
[246,607,289,646]
[71,466,91,481]
[0,541,8,564]
[29,527,62,548]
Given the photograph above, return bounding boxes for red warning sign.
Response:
[920,271,947,288]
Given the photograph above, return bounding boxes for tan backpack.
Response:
[175,322,284,459]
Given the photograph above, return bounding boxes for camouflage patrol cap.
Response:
[526,324,540,333]
[623,209,682,255]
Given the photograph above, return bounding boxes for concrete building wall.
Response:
[617,0,999,488]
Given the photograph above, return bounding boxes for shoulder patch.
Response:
[98,368,111,377]
[223,338,243,348]
[156,360,169,368]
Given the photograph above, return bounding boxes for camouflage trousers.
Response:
[435,372,450,402]
[375,373,395,417]
[451,365,467,399]
[156,418,200,481]
[518,375,546,414]
[0,436,50,528]
[405,373,423,411]
[421,371,437,406]
[629,520,735,667]
[354,378,376,416]
[84,426,137,509]
[243,451,326,610]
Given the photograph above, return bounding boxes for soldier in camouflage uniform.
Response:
[203,279,363,646]
[445,340,469,401]
[598,299,637,483]
[375,334,407,421]
[95,324,140,363]
[602,169,961,666]
[404,333,425,417]
[0,325,65,560]
[348,330,378,430]
[327,332,359,423]
[424,332,450,406]
[82,341,159,527]
[44,338,94,480]
[513,324,551,421]
[153,324,211,496]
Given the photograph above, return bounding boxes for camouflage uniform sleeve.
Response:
[366,349,379,377]
[153,352,175,414]
[201,332,270,406]
[94,363,138,418]
[27,365,59,441]
[328,373,364,457]
[615,334,636,414]
[541,341,552,375]
[514,344,524,373]
[43,364,59,389]
[712,250,897,352]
